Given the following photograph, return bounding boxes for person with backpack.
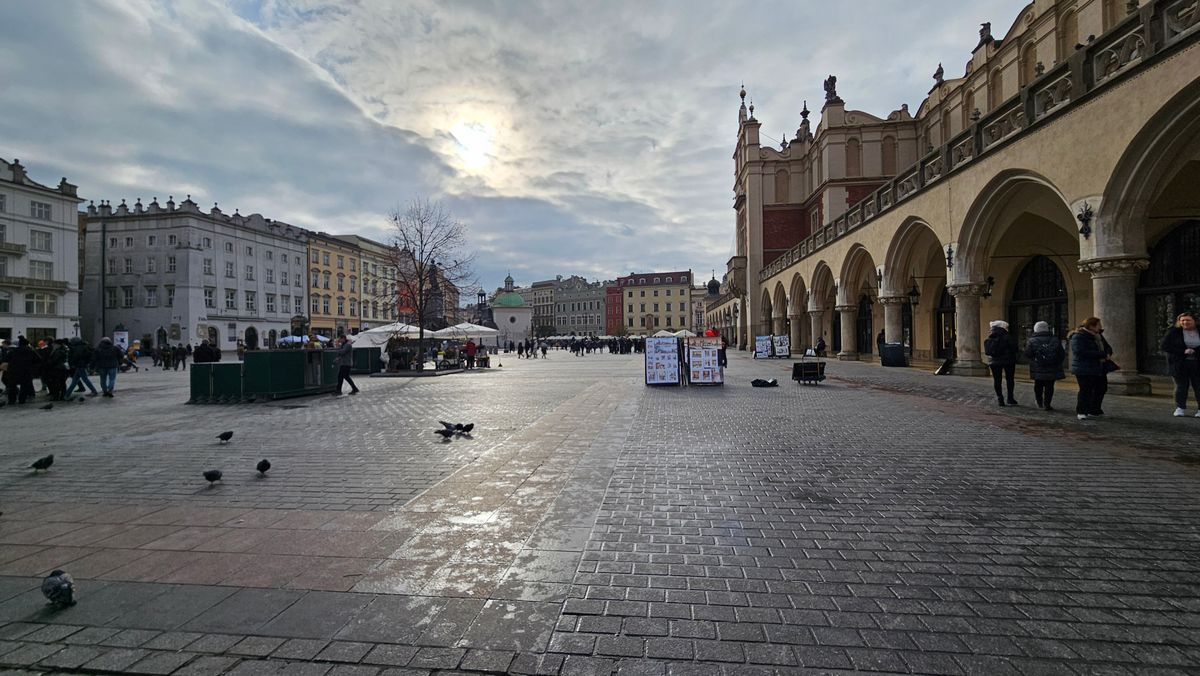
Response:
[1024,321,1065,410]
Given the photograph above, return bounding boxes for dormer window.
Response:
[653,277,660,284]
[681,275,688,283]
[665,277,672,283]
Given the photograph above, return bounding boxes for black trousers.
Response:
[1076,374,1107,415]
[990,363,1015,400]
[1033,379,1056,407]
[336,365,358,393]
[7,375,35,404]
[1173,361,1200,409]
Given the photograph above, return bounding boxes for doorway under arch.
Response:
[207,326,219,345]
[1138,220,1200,374]
[156,327,168,348]
[935,287,957,360]
[245,327,259,350]
[1007,255,1069,354]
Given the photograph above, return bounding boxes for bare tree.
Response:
[380,199,474,367]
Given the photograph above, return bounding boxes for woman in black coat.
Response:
[984,320,1019,406]
[1024,321,1065,410]
[1161,312,1200,417]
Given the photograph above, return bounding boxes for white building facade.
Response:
[81,197,309,351]
[0,158,83,343]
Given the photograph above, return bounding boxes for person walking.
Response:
[332,335,359,395]
[1024,321,1065,410]
[815,336,827,358]
[1162,311,1200,417]
[93,337,126,397]
[876,329,886,361]
[984,320,1019,406]
[464,338,477,369]
[2,336,41,404]
[65,337,99,397]
[45,339,71,401]
[1070,317,1110,420]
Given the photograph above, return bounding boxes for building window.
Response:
[312,272,320,287]
[123,236,134,249]
[653,277,660,283]
[322,296,330,314]
[122,286,134,308]
[295,297,302,315]
[266,269,274,283]
[225,289,237,310]
[244,291,256,311]
[105,287,117,309]
[640,303,646,312]
[653,290,659,297]
[166,286,175,307]
[311,296,320,314]
[323,252,330,265]
[0,194,5,212]
[225,242,233,253]
[168,234,177,246]
[203,237,211,249]
[107,259,117,275]
[245,246,253,256]
[25,292,57,314]
[108,237,117,249]
[280,270,288,286]
[266,294,276,313]
[350,259,356,272]
[123,258,133,274]
[336,275,344,292]
[323,272,330,289]
[653,303,659,312]
[627,304,633,313]
[30,260,53,280]
[680,315,686,326]
[245,265,254,281]
[225,261,235,277]
[145,286,158,307]
[681,275,687,283]
[146,257,157,273]
[147,235,157,246]
[30,230,53,251]
[204,258,213,275]
[349,299,357,316]
[628,317,633,327]
[337,297,345,315]
[666,316,672,327]
[666,302,672,311]
[30,201,51,220]
[337,255,344,269]
[266,250,273,260]
[167,256,176,273]
[0,255,6,276]
[204,287,215,309]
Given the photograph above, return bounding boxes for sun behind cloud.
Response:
[450,120,494,171]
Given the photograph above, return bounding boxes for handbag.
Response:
[1103,360,1120,373]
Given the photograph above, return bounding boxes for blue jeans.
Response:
[67,367,98,395]
[98,367,118,393]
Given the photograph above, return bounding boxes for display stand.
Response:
[772,335,791,358]
[754,335,772,359]
[644,336,681,386]
[684,336,724,386]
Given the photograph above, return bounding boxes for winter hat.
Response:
[1033,321,1050,333]
[989,320,1009,330]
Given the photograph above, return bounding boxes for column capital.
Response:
[877,295,907,305]
[946,283,988,298]
[807,308,825,318]
[834,304,856,313]
[1077,255,1149,277]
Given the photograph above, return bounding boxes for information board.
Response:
[645,336,681,385]
[113,331,130,351]
[754,335,772,359]
[687,337,724,384]
[772,335,790,358]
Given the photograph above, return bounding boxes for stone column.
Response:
[836,304,858,360]
[879,296,905,344]
[808,309,824,350]
[1079,256,1151,395]
[947,283,989,376]
[789,313,803,350]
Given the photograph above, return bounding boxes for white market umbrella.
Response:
[434,322,500,339]
[673,329,697,337]
[652,329,676,337]
[360,322,425,338]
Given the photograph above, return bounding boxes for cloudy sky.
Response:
[1,0,1018,294]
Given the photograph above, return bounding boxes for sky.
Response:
[0,0,1020,296]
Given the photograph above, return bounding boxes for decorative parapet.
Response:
[758,0,1197,283]
[0,276,70,291]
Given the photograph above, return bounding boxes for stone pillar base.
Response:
[950,360,989,376]
[837,351,859,361]
[1106,372,1152,396]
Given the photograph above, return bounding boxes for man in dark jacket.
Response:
[193,340,215,363]
[66,337,99,397]
[3,336,41,404]
[45,339,71,401]
[1024,321,1065,410]
[92,337,126,397]
[332,336,359,395]
[983,320,1019,406]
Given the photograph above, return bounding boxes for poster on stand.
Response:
[687,337,724,385]
[754,335,772,359]
[645,336,681,385]
[772,335,791,358]
[113,331,130,351]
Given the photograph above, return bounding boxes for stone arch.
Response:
[837,244,878,306]
[788,273,808,316]
[772,282,789,335]
[809,261,835,310]
[759,288,774,337]
[1099,77,1200,259]
[883,216,943,295]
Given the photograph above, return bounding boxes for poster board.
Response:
[645,336,681,385]
[772,335,790,358]
[754,335,772,359]
[686,337,724,385]
[113,331,130,351]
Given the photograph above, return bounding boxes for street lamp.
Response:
[72,322,80,337]
[907,280,920,306]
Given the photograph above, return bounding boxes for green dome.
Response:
[493,292,524,307]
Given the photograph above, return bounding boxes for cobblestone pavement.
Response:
[1,349,1199,675]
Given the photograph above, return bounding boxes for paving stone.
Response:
[172,655,241,676]
[0,642,60,665]
[458,649,515,672]
[187,633,243,654]
[229,635,288,657]
[34,644,102,669]
[142,631,205,651]
[125,650,199,674]
[183,589,303,634]
[314,641,373,663]
[272,638,330,660]
[81,647,151,672]
[406,647,464,670]
[101,628,162,648]
[259,592,373,639]
[361,644,418,666]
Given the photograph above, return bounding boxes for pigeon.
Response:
[256,459,271,476]
[457,423,474,435]
[216,431,234,444]
[434,428,455,440]
[41,570,76,607]
[750,378,779,388]
[30,454,54,472]
[203,469,223,485]
[40,403,53,411]
[438,420,456,431]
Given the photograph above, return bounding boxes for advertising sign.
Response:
[645,336,681,385]
[754,335,772,359]
[687,337,724,385]
[113,331,130,351]
[772,335,790,358]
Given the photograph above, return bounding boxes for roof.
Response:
[493,291,525,307]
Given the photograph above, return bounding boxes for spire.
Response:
[748,98,755,120]
[795,100,811,143]
[738,83,748,125]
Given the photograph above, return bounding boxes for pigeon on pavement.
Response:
[434,428,455,440]
[458,423,474,434]
[256,459,271,476]
[438,420,456,431]
[203,469,223,485]
[30,454,54,472]
[41,570,76,607]
[216,431,233,444]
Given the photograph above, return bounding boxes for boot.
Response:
[1007,394,1018,406]
[997,396,1006,407]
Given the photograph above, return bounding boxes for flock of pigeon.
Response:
[23,418,478,609]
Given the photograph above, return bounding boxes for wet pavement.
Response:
[1,349,1199,674]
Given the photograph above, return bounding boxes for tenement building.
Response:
[719,0,1200,394]
[552,276,610,336]
[307,232,361,338]
[82,197,308,349]
[335,234,398,331]
[617,270,694,333]
[0,158,83,343]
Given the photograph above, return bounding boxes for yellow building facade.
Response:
[307,232,361,338]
